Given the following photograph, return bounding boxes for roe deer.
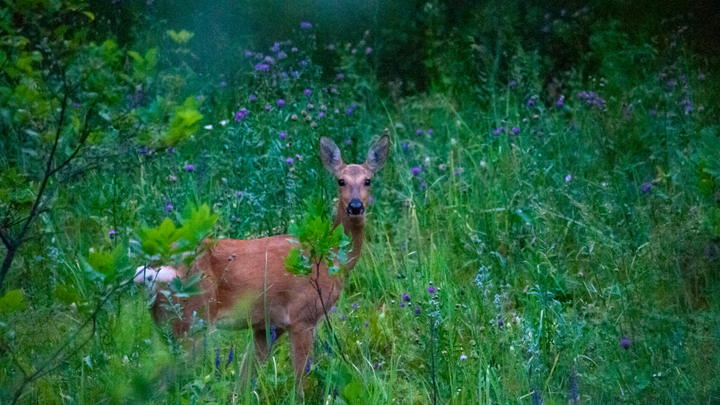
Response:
[134,135,389,388]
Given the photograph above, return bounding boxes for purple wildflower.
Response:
[365,321,369,327]
[185,164,195,172]
[245,50,253,57]
[215,348,221,369]
[345,107,354,115]
[166,204,174,212]
[270,325,277,347]
[412,167,420,176]
[332,306,337,312]
[556,95,565,107]
[527,99,535,107]
[277,99,285,108]
[226,345,234,367]
[459,354,468,360]
[337,73,345,80]
[300,60,307,67]
[620,336,630,350]
[235,108,249,122]
[279,132,287,139]
[318,112,325,118]
[511,127,520,135]
[641,183,651,193]
[352,302,358,310]
[108,230,116,238]
[509,80,517,88]
[286,157,294,165]
[565,174,571,182]
[220,81,227,87]
[368,196,374,204]
[301,22,312,30]
[428,286,435,294]
[304,89,311,97]
[402,293,410,302]
[427,129,433,135]
[249,94,257,102]
[365,47,373,54]
[416,129,422,135]
[414,306,421,316]
[167,147,175,154]
[305,359,311,372]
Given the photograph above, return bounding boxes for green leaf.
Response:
[0,289,25,313]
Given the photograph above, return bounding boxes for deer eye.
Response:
[338,179,345,186]
[364,179,371,186]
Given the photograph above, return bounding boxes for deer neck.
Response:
[334,203,365,272]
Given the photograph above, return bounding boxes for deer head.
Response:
[320,135,390,225]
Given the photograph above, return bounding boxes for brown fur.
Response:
[148,135,390,387]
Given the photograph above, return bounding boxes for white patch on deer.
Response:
[133,265,178,292]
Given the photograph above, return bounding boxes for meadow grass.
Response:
[2,12,720,405]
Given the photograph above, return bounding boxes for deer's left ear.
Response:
[365,135,390,172]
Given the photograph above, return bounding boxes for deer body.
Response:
[135,135,389,384]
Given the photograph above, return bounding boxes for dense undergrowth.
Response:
[2,1,720,404]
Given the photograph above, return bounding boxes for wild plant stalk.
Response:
[0,90,95,290]
[309,255,348,365]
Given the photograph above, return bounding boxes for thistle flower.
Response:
[286,157,294,165]
[620,336,631,350]
[185,164,195,172]
[279,132,287,139]
[428,286,435,294]
[304,89,311,97]
[277,99,285,107]
[412,167,420,176]
[235,108,249,122]
[108,230,116,238]
[511,127,520,135]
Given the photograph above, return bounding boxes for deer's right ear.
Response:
[319,137,343,173]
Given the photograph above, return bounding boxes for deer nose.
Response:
[347,199,364,215]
